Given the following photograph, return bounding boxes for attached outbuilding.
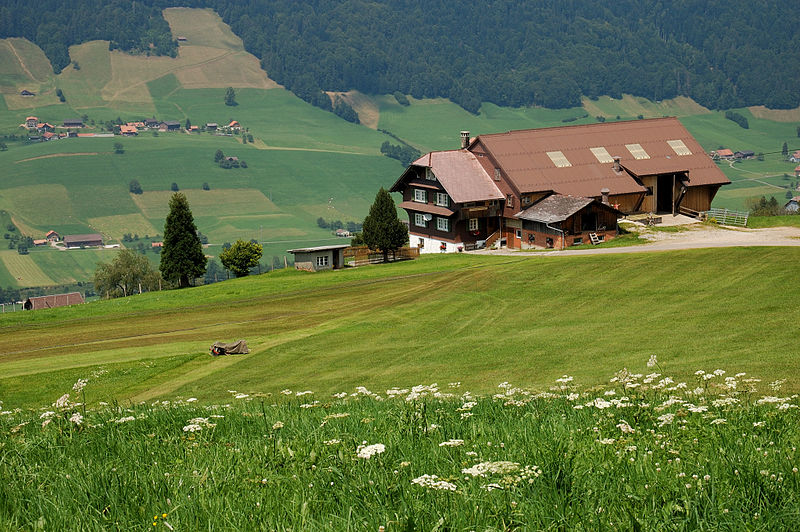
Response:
[514,193,622,249]
[287,244,349,272]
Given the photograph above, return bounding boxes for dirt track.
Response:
[474,224,800,257]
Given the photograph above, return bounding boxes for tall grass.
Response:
[1,362,798,530]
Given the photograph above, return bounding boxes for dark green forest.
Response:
[0,0,177,73]
[2,0,798,112]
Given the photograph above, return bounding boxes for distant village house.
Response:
[20,89,35,96]
[45,230,60,242]
[63,118,84,128]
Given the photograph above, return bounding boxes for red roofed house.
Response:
[391,118,730,252]
[790,150,800,163]
[228,120,240,130]
[716,148,734,159]
[25,116,38,128]
[45,230,60,241]
[23,292,84,310]
[795,166,800,178]
[120,125,138,136]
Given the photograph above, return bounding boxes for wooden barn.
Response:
[24,292,84,310]
[391,118,729,252]
[63,233,103,248]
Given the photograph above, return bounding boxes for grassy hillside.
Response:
[1,248,798,410]
[1,7,799,289]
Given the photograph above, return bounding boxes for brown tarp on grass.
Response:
[210,340,250,355]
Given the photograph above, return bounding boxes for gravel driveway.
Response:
[472,223,800,257]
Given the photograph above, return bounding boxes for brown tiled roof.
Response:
[64,233,103,245]
[475,117,729,196]
[25,292,84,310]
[398,201,455,217]
[395,150,504,203]
[717,149,734,157]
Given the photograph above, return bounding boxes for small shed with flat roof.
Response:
[287,244,349,272]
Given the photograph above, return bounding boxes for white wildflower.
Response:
[462,461,520,477]
[323,439,340,445]
[39,411,55,419]
[356,443,385,459]
[460,412,473,419]
[115,416,136,423]
[183,424,203,432]
[616,420,635,434]
[272,421,284,430]
[598,438,616,445]
[186,398,198,403]
[72,379,88,393]
[710,418,727,425]
[647,355,658,368]
[411,474,457,491]
[713,369,725,376]
[657,413,675,427]
[69,412,83,425]
[234,393,249,399]
[295,390,313,396]
[280,389,293,395]
[555,375,574,384]
[439,439,465,447]
[54,394,70,409]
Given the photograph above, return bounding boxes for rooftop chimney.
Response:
[601,188,610,205]
[612,156,621,172]
[460,131,470,149]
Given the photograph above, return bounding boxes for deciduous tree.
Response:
[159,193,206,288]
[224,87,237,106]
[219,239,263,277]
[94,248,160,298]
[361,187,407,262]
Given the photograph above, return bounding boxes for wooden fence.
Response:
[343,246,420,267]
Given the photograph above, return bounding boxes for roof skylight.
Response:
[590,147,614,163]
[625,143,650,160]
[667,139,692,156]
[546,151,572,168]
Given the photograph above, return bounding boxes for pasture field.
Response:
[1,372,798,530]
[1,247,798,411]
[1,7,799,288]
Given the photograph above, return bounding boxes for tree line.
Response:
[3,0,797,112]
[0,0,177,74]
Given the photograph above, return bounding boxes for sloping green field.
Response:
[1,7,799,289]
[0,247,798,409]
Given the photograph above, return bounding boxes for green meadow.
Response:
[1,7,799,289]
[1,247,798,410]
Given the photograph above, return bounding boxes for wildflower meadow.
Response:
[1,360,799,530]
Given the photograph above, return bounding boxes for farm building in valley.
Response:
[63,233,103,248]
[23,292,84,310]
[391,117,730,252]
[287,244,349,272]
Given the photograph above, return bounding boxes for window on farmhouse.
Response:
[425,168,436,181]
[414,189,427,203]
[468,218,479,231]
[436,217,450,232]
[435,193,449,207]
[506,194,514,208]
[316,255,329,266]
[414,213,427,227]
[522,195,531,205]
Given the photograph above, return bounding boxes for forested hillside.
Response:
[0,0,177,73]
[2,0,798,112]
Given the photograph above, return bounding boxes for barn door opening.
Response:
[656,174,674,213]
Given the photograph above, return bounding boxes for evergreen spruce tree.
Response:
[159,193,206,288]
[361,187,408,262]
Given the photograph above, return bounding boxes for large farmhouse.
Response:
[391,118,730,252]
